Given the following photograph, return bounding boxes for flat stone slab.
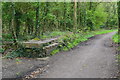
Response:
[22,38,58,48]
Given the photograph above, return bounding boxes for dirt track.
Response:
[37,32,118,78]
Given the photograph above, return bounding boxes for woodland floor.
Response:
[2,31,118,78]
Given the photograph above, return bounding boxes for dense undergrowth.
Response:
[112,33,119,43]
[112,32,120,70]
[2,29,117,58]
[51,29,117,55]
[112,32,120,78]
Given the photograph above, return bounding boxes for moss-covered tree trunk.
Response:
[117,1,120,45]
[35,2,40,37]
[11,2,17,45]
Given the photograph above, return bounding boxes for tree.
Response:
[2,2,118,42]
[73,0,77,31]
[35,2,40,36]
[118,1,120,32]
[11,2,17,44]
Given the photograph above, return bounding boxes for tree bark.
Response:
[11,2,17,45]
[35,2,40,36]
[64,2,66,30]
[74,0,77,32]
[15,11,21,38]
[118,1,120,32]
[77,2,80,29]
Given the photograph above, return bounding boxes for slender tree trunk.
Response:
[9,19,12,32]
[84,2,87,28]
[46,2,49,32]
[26,18,31,34]
[89,2,92,10]
[77,2,80,29]
[42,2,49,34]
[11,2,17,45]
[15,11,21,38]
[88,2,93,30]
[118,1,120,32]
[74,0,77,32]
[35,2,40,36]
[105,3,110,28]
[64,2,66,30]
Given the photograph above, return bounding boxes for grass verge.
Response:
[3,29,117,58]
[112,33,119,43]
[112,31,120,78]
[51,29,117,55]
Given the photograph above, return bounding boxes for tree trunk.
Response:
[64,2,66,30]
[88,2,93,30]
[74,0,77,32]
[15,10,21,38]
[118,1,120,32]
[89,2,92,10]
[35,2,40,36]
[77,2,80,29]
[11,2,17,45]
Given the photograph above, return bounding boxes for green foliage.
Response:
[93,4,108,29]
[32,37,40,40]
[3,29,116,58]
[117,54,120,62]
[2,2,118,58]
[18,35,34,41]
[2,33,13,41]
[2,33,12,39]
[95,29,117,35]
[51,49,59,55]
[40,31,66,40]
[0,48,4,53]
[112,33,119,43]
[4,47,46,58]
[49,31,65,37]
[50,29,116,55]
[2,2,117,40]
[15,58,21,62]
[86,4,108,30]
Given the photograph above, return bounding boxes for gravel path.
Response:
[2,58,48,78]
[37,32,118,78]
[0,54,2,79]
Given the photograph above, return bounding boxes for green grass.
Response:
[47,29,117,55]
[117,54,120,62]
[3,29,117,58]
[112,32,120,69]
[51,29,117,55]
[94,29,117,35]
[32,31,66,40]
[112,33,119,43]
